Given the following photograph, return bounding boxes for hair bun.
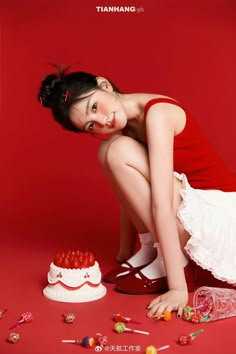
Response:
[38,74,61,108]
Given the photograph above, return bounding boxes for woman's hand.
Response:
[146,289,188,318]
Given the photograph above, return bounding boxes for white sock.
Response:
[136,243,189,280]
[122,232,157,268]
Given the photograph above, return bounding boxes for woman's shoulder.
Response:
[142,94,183,117]
[141,94,186,136]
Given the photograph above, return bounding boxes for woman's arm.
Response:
[145,102,188,316]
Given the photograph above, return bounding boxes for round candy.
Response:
[178,334,190,346]
[81,336,95,348]
[146,345,157,354]
[113,312,123,322]
[21,312,33,323]
[162,310,171,321]
[8,332,20,344]
[114,322,126,333]
[63,313,75,324]
[96,333,108,346]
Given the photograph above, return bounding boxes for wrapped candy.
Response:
[152,310,171,321]
[112,312,141,324]
[8,332,20,344]
[146,345,170,354]
[95,333,108,347]
[190,313,202,324]
[62,313,75,324]
[114,322,149,335]
[182,305,208,323]
[62,336,95,348]
[9,312,33,329]
[0,308,7,318]
[178,329,204,346]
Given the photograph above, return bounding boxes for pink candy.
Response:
[9,312,33,329]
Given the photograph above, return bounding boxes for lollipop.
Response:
[113,312,141,324]
[9,312,33,330]
[152,310,171,321]
[114,322,149,335]
[146,345,170,354]
[178,329,204,346]
[62,336,95,348]
[81,336,95,348]
[0,308,7,318]
[62,313,75,324]
[95,333,108,347]
[8,332,20,344]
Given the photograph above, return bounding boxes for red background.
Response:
[0,1,236,353]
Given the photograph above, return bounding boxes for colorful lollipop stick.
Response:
[62,336,95,348]
[62,340,81,344]
[152,310,171,321]
[178,329,204,346]
[146,344,170,353]
[9,312,33,330]
[114,322,149,335]
[113,312,141,324]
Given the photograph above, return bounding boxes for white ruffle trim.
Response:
[175,172,236,285]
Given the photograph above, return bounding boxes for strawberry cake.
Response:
[43,249,107,303]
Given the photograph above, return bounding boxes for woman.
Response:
[38,68,236,318]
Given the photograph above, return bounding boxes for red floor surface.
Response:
[0,229,235,354]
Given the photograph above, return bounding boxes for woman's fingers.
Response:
[146,290,188,318]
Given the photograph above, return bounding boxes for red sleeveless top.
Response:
[144,98,236,191]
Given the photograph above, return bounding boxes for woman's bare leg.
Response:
[98,135,190,256]
[99,134,150,263]
[118,206,138,263]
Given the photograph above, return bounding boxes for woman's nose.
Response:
[103,116,112,127]
[96,114,112,128]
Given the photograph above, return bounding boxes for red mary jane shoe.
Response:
[115,263,196,295]
[103,261,154,284]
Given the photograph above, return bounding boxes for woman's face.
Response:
[69,87,127,135]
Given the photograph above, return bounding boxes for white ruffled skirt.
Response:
[175,172,236,285]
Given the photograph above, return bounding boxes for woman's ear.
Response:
[96,76,113,91]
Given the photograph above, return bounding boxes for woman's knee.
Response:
[97,134,122,168]
[107,136,148,168]
[99,135,141,168]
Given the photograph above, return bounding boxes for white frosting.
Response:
[43,260,107,303]
[48,261,101,288]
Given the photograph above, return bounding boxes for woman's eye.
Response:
[92,103,97,112]
[88,122,95,131]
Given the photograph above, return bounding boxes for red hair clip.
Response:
[39,96,43,106]
[63,90,71,102]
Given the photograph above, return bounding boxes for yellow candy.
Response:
[146,345,157,354]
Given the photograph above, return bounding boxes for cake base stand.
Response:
[43,283,107,303]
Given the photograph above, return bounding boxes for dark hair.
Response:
[38,68,120,133]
